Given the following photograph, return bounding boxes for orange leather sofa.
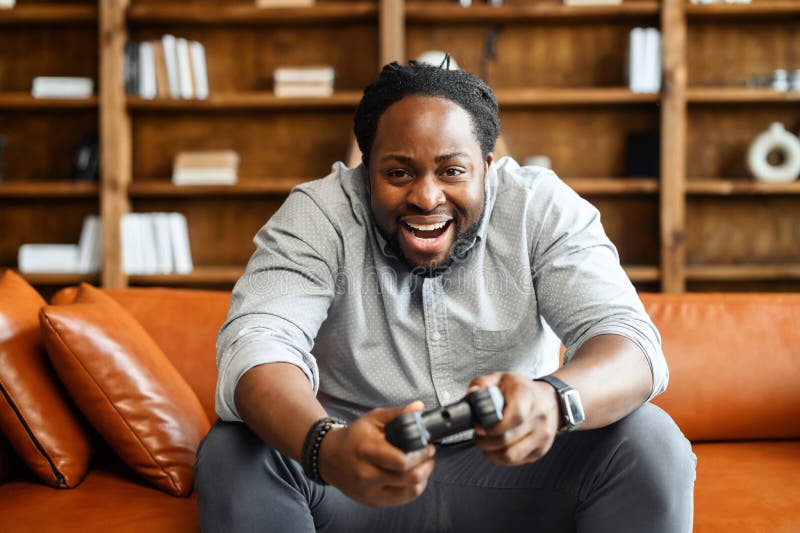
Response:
[0,287,798,532]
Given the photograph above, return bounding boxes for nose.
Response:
[407,175,445,212]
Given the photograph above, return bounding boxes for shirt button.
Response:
[442,391,451,402]
[431,331,442,341]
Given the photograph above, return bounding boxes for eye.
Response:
[386,168,411,181]
[443,167,465,178]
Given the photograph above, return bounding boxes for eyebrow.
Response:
[380,152,468,164]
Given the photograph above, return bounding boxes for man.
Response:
[196,61,696,532]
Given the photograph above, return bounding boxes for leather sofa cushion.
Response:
[40,284,211,496]
[0,270,92,487]
[0,460,199,532]
[0,434,11,484]
[693,441,800,532]
[645,293,800,441]
[51,286,228,422]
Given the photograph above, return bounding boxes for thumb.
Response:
[371,400,425,423]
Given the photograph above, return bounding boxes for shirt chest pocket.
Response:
[472,324,535,376]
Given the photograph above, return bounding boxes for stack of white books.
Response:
[171,150,240,186]
[18,215,102,274]
[628,28,661,94]
[120,212,193,275]
[274,66,335,98]
[124,35,209,100]
[31,77,94,99]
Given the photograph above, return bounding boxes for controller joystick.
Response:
[384,386,505,452]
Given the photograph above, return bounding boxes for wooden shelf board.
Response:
[128,266,244,285]
[497,87,659,107]
[624,265,661,282]
[564,178,660,194]
[688,87,800,104]
[15,271,100,286]
[686,180,800,195]
[126,2,377,24]
[0,93,98,109]
[686,1,800,18]
[0,181,99,198]
[406,2,660,22]
[128,91,362,111]
[129,178,309,197]
[686,264,800,281]
[0,5,97,24]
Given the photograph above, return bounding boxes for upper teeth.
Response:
[406,221,447,231]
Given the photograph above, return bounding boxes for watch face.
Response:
[562,389,585,429]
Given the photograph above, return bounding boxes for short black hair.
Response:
[353,61,500,165]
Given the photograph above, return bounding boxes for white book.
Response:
[629,28,646,93]
[256,0,314,7]
[190,41,209,100]
[176,37,194,99]
[172,173,238,186]
[274,83,334,98]
[77,215,102,274]
[168,212,193,274]
[18,244,81,274]
[138,41,158,99]
[121,213,141,274]
[140,214,159,274]
[153,213,175,274]
[563,0,621,5]
[273,66,335,84]
[646,28,662,93]
[0,0,16,9]
[161,34,181,99]
[31,77,94,98]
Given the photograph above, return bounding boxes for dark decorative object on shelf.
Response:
[626,131,660,178]
[71,132,100,182]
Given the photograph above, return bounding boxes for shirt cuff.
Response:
[215,338,319,422]
[562,323,668,402]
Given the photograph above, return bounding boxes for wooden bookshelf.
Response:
[3,0,798,293]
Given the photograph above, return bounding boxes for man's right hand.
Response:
[317,401,436,507]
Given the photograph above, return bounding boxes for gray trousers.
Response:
[195,403,696,533]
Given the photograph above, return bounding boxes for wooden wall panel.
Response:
[132,110,356,180]
[584,196,660,266]
[686,197,800,264]
[407,20,657,87]
[687,20,800,87]
[500,107,660,176]
[0,111,98,181]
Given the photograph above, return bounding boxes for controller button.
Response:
[431,331,442,341]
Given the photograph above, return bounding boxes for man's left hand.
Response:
[468,372,561,466]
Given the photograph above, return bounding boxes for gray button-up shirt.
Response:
[215,157,667,423]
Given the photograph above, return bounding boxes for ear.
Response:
[362,155,371,193]
[484,153,494,194]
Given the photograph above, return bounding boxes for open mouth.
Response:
[403,220,452,240]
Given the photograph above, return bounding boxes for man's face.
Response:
[367,95,492,274]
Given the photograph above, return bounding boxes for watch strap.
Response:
[534,374,571,395]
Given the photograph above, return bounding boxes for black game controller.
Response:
[384,386,505,452]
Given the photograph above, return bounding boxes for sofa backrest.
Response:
[642,293,800,442]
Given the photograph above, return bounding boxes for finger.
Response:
[366,455,435,489]
[475,423,533,453]
[377,480,429,506]
[468,373,502,393]
[370,401,426,425]
[483,433,547,466]
[361,441,436,474]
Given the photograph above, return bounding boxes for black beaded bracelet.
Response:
[301,416,347,485]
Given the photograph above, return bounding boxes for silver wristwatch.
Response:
[534,375,585,432]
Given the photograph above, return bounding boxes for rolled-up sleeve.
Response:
[529,172,668,400]
[215,189,339,421]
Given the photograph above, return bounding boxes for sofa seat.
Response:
[0,460,199,533]
[694,441,800,533]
